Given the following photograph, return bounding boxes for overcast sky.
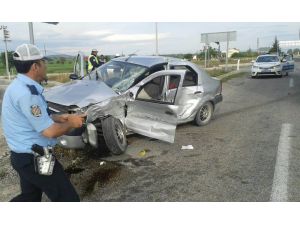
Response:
[0,22,299,56]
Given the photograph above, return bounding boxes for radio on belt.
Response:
[31,144,55,176]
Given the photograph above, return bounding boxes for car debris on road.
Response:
[181,145,194,150]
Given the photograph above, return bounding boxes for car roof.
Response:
[257,54,279,57]
[111,55,181,68]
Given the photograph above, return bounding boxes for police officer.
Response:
[88,49,101,73]
[99,54,106,66]
[1,44,85,202]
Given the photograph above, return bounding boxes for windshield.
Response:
[90,61,148,93]
[256,56,279,63]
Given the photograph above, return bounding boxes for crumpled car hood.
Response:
[44,80,118,108]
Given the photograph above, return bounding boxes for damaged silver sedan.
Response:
[44,54,223,155]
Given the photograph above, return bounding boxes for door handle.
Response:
[194,91,202,94]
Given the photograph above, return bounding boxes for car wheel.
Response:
[102,117,127,155]
[92,119,110,156]
[195,101,214,126]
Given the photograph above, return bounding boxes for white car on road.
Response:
[251,54,294,78]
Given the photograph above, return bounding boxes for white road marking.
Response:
[289,78,294,88]
[270,123,293,202]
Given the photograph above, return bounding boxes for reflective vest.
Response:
[88,55,99,71]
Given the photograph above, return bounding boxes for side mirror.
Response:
[69,73,79,80]
[125,91,134,100]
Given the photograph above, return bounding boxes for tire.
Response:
[92,119,110,156]
[195,101,214,126]
[102,117,127,155]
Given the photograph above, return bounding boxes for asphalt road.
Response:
[83,62,300,202]
[0,63,300,201]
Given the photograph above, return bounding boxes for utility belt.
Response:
[31,144,55,176]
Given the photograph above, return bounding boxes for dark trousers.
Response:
[10,152,80,202]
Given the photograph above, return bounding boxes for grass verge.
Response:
[220,72,249,82]
[47,73,70,83]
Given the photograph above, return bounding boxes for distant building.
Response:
[221,48,240,58]
[228,48,239,58]
[258,47,271,54]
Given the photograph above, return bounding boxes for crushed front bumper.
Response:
[57,123,98,149]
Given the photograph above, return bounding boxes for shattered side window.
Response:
[112,64,148,93]
[91,61,147,93]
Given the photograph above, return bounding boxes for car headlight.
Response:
[68,106,88,114]
[274,65,281,69]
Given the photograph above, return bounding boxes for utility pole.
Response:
[28,22,59,46]
[257,37,259,55]
[0,25,11,80]
[155,22,158,56]
[204,44,209,68]
[225,32,229,71]
[28,22,35,45]
[44,43,47,56]
[207,44,210,67]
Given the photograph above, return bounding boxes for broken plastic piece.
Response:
[181,145,194,150]
[138,149,150,157]
[138,150,146,157]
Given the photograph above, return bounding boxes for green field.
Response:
[192,58,253,68]
[47,61,74,73]
[0,60,74,76]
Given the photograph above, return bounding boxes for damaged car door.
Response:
[125,70,184,143]
[70,51,85,79]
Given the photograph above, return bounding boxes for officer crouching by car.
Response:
[1,44,86,202]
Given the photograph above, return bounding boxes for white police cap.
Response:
[13,44,45,61]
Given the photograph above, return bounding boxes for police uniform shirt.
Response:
[1,74,57,153]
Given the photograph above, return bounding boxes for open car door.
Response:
[282,55,295,73]
[125,70,185,143]
[73,51,86,79]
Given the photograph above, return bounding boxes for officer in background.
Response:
[1,44,85,202]
[88,49,101,73]
[98,54,106,66]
